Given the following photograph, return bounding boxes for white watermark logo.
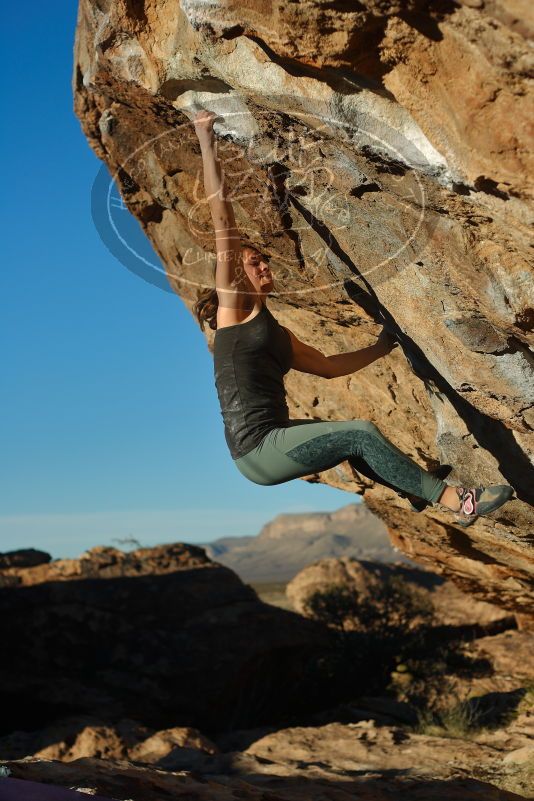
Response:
[92,99,437,297]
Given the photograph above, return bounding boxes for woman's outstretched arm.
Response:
[283,326,398,378]
[194,111,246,309]
[194,111,235,227]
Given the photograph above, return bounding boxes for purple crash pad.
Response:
[0,777,115,801]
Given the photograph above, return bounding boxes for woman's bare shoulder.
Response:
[216,298,263,329]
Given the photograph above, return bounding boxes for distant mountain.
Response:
[202,502,409,583]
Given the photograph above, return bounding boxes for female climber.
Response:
[191,109,514,527]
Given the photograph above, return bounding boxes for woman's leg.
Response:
[234,418,447,503]
[280,419,446,502]
[234,420,323,486]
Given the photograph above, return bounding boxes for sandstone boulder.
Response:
[286,555,512,628]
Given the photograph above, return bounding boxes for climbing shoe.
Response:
[453,484,515,527]
[398,464,453,513]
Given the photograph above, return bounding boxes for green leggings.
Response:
[234,418,447,504]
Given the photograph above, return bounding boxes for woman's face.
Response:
[242,247,274,296]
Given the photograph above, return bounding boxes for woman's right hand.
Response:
[193,109,218,139]
[375,327,399,356]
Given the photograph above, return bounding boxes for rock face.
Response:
[0,543,331,734]
[73,2,533,614]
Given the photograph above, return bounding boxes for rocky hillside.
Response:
[203,502,407,582]
[73,1,533,616]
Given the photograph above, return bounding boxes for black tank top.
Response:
[213,303,293,459]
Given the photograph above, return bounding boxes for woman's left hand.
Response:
[375,327,399,355]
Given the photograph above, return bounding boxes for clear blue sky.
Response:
[0,4,355,559]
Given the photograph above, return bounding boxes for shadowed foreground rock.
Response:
[1,548,532,798]
[0,543,331,734]
[73,0,533,615]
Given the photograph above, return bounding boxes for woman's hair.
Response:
[192,242,262,331]
[193,284,219,331]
